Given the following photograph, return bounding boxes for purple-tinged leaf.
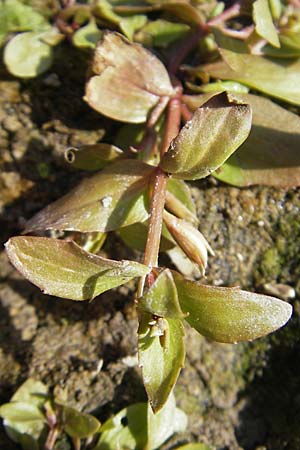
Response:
[183,93,300,187]
[5,237,150,300]
[173,271,292,343]
[160,92,251,180]
[84,32,173,123]
[25,160,153,233]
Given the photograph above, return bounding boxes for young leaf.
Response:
[146,392,187,450]
[62,405,100,438]
[138,312,185,412]
[160,92,252,180]
[173,272,293,343]
[214,93,300,187]
[136,19,190,48]
[65,143,123,171]
[184,93,300,187]
[84,31,174,123]
[5,237,150,300]
[166,178,198,224]
[0,402,44,424]
[93,394,186,450]
[253,0,280,47]
[119,14,147,41]
[153,1,204,26]
[4,31,53,78]
[0,0,49,46]
[205,30,300,106]
[93,402,148,450]
[0,402,45,439]
[25,159,153,233]
[139,269,185,318]
[72,19,102,49]
[11,379,48,409]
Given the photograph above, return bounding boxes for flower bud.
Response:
[165,190,198,225]
[163,210,214,275]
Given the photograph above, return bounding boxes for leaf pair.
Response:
[183,93,300,187]
[94,392,187,450]
[138,269,292,411]
[204,29,300,106]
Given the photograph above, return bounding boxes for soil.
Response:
[1,44,300,450]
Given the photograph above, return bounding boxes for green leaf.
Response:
[160,92,252,180]
[119,14,147,41]
[93,402,148,450]
[166,178,198,224]
[195,80,249,94]
[146,392,187,450]
[72,19,102,49]
[118,221,174,253]
[173,271,293,343]
[39,27,65,46]
[25,159,153,233]
[0,402,45,440]
[138,311,185,412]
[64,144,123,171]
[184,92,300,187]
[253,0,280,47]
[93,0,120,24]
[0,402,44,424]
[148,0,204,26]
[0,0,49,46]
[139,269,185,318]
[205,30,300,106]
[84,31,173,123]
[5,236,150,300]
[62,405,100,438]
[137,19,190,47]
[213,93,300,187]
[4,31,53,78]
[11,379,48,409]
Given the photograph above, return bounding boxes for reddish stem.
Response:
[181,103,193,122]
[208,2,241,26]
[168,25,208,75]
[168,2,243,74]
[160,89,182,158]
[143,91,182,273]
[143,168,167,269]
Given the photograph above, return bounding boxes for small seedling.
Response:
[5,31,293,414]
[0,378,199,450]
